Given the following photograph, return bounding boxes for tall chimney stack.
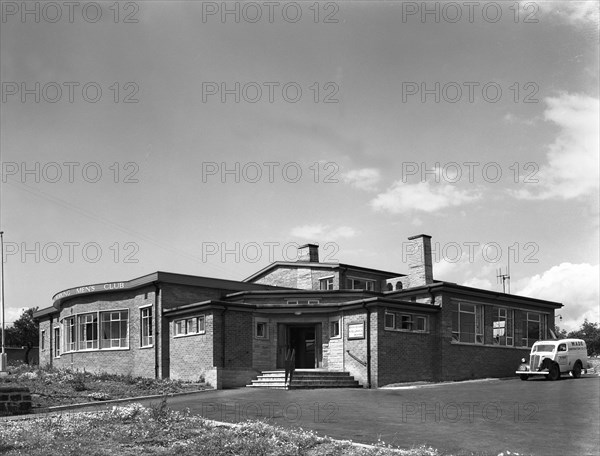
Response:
[297,244,319,262]
[406,234,434,287]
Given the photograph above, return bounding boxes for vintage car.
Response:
[516,338,588,381]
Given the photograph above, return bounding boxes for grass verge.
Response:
[0,402,441,456]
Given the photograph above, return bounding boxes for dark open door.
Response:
[276,324,288,369]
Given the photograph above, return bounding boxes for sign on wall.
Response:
[347,321,365,340]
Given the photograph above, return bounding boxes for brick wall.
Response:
[253,267,340,290]
[169,312,215,383]
[342,311,371,387]
[47,286,156,378]
[0,386,31,416]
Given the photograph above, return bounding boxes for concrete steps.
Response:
[247,370,361,389]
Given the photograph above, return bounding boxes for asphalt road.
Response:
[58,374,600,456]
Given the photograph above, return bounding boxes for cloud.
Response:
[531,1,600,26]
[342,168,381,191]
[511,93,599,200]
[370,181,481,214]
[514,263,600,332]
[290,224,358,241]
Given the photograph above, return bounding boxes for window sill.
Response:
[451,341,530,349]
[384,328,429,334]
[174,332,206,338]
[139,344,154,349]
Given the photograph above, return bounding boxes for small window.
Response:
[41,330,46,350]
[386,283,393,291]
[395,282,403,290]
[558,344,567,352]
[140,307,153,347]
[256,321,268,339]
[53,327,60,358]
[330,320,340,338]
[197,316,206,333]
[415,316,426,332]
[320,277,334,290]
[384,313,395,329]
[400,315,413,330]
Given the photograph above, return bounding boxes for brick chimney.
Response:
[297,244,319,262]
[406,234,434,287]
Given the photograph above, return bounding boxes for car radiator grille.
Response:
[530,355,540,370]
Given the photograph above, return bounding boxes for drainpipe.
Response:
[153,283,160,379]
[363,303,372,389]
[221,306,227,368]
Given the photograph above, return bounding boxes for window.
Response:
[347,277,375,291]
[492,307,513,346]
[400,315,413,331]
[395,282,403,291]
[452,303,484,344]
[320,277,334,290]
[330,319,340,338]
[174,316,206,336]
[41,330,45,350]
[140,307,153,347]
[385,312,395,329]
[78,313,98,350]
[100,310,128,349]
[63,316,76,352]
[522,312,547,347]
[54,327,60,358]
[255,319,268,339]
[386,283,393,291]
[385,311,428,332]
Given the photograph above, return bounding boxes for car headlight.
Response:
[521,358,526,363]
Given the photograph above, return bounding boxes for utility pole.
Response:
[0,231,7,373]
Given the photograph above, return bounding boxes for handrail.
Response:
[346,350,367,367]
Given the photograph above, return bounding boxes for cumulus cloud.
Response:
[370,181,481,214]
[290,224,358,241]
[342,168,381,191]
[511,93,599,200]
[514,263,600,332]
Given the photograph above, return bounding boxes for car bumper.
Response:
[515,370,549,376]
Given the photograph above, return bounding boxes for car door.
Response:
[556,343,569,373]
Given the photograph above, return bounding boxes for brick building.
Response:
[34,234,561,388]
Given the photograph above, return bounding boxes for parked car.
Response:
[516,339,588,381]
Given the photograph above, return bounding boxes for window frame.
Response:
[99,310,129,349]
[78,312,99,351]
[63,316,76,353]
[320,276,334,290]
[346,277,376,291]
[384,311,428,333]
[140,306,153,347]
[329,317,341,339]
[255,318,269,340]
[53,327,61,358]
[492,307,514,346]
[41,330,45,350]
[173,315,206,337]
[452,303,484,344]
[522,312,547,347]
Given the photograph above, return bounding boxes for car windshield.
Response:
[533,344,556,353]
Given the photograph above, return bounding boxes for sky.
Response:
[0,1,598,332]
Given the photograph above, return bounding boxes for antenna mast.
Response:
[496,246,511,294]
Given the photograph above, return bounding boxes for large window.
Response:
[347,277,375,291]
[384,311,428,332]
[100,310,129,349]
[140,307,153,347]
[64,316,76,352]
[78,313,98,350]
[522,312,547,347]
[492,307,514,346]
[452,303,484,344]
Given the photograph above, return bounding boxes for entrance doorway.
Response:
[277,324,322,369]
